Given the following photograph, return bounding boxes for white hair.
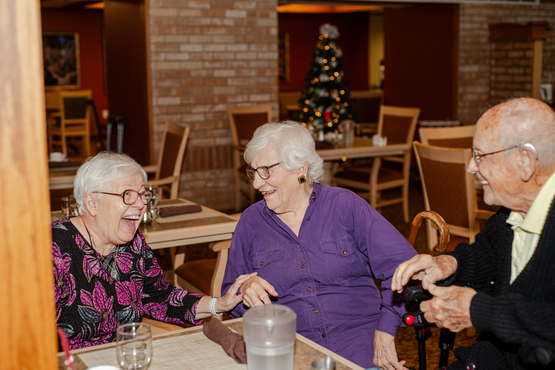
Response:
[244,121,324,185]
[73,152,147,214]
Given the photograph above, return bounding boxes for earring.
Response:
[298,175,306,184]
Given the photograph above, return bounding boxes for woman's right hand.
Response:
[241,276,278,307]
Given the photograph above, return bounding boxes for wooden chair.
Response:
[334,105,421,223]
[48,90,92,159]
[227,104,272,211]
[141,316,183,334]
[419,125,475,148]
[278,91,301,120]
[173,213,241,318]
[143,121,190,199]
[351,90,383,135]
[413,141,495,254]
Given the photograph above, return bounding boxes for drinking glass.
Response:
[61,196,72,218]
[145,184,159,207]
[116,323,152,370]
[69,194,79,216]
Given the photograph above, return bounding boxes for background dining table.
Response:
[48,160,81,190]
[315,136,410,185]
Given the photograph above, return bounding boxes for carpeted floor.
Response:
[155,175,477,369]
[395,325,476,370]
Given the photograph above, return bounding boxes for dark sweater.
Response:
[443,202,555,370]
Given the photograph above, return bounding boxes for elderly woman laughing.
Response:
[222,121,416,370]
[52,152,253,349]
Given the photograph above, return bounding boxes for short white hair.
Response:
[244,121,324,185]
[74,152,147,214]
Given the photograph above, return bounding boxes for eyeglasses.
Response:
[472,143,538,165]
[94,189,153,205]
[245,162,281,180]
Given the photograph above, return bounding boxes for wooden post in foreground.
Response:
[0,0,58,369]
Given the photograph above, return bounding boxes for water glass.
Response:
[61,195,79,217]
[145,184,159,207]
[116,323,152,370]
[312,356,336,370]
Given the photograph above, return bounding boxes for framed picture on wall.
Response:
[42,32,81,90]
[279,33,290,84]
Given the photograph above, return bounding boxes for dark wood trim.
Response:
[489,21,549,41]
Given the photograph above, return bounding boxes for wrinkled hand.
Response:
[216,272,257,312]
[420,284,476,332]
[241,276,278,307]
[373,330,406,370]
[391,254,458,293]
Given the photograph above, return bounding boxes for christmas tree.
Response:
[298,23,357,137]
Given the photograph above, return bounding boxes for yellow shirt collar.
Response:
[519,170,555,234]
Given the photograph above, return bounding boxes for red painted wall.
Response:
[41,10,108,124]
[278,13,370,92]
[384,4,458,120]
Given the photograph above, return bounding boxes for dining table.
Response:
[48,161,81,190]
[315,136,411,185]
[57,318,365,370]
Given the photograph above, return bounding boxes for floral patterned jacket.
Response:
[51,218,203,349]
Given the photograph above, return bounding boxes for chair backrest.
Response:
[378,105,421,145]
[413,141,479,246]
[279,91,301,118]
[419,125,475,148]
[60,90,92,126]
[351,90,383,124]
[155,122,190,199]
[227,104,272,146]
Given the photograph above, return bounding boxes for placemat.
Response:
[79,331,247,370]
[154,205,224,224]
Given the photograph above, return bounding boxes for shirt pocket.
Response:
[320,236,357,256]
[318,237,369,285]
[251,248,293,293]
[252,248,284,270]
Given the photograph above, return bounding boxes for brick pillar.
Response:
[489,40,534,106]
[148,0,278,211]
[458,4,555,126]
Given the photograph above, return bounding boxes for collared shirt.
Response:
[222,183,416,368]
[506,170,555,283]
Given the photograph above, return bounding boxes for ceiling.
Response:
[40,0,103,9]
[40,0,387,10]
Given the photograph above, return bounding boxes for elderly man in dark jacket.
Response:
[392,97,555,370]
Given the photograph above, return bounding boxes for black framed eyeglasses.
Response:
[93,189,153,205]
[245,162,281,180]
[472,143,537,165]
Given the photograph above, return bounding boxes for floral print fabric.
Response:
[51,218,203,349]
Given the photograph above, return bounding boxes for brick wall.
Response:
[148,0,279,211]
[458,3,555,126]
[489,40,534,105]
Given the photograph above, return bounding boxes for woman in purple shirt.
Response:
[222,121,417,370]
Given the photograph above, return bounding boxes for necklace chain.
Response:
[82,219,119,279]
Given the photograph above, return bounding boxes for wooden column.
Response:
[0,0,58,369]
[532,39,544,100]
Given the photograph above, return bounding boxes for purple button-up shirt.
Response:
[222,183,416,368]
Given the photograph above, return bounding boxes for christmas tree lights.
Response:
[298,23,357,138]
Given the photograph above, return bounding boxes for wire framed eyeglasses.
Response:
[245,162,281,180]
[472,143,538,165]
[93,189,154,205]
